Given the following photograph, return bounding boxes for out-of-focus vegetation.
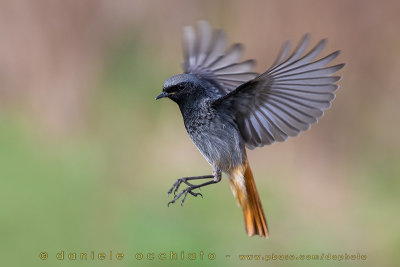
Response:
[0,1,399,266]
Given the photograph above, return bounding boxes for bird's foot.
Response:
[168,186,203,206]
[166,173,219,207]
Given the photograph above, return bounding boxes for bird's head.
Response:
[156,74,201,104]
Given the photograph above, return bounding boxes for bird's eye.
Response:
[178,84,185,90]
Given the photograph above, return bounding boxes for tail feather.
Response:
[229,159,269,238]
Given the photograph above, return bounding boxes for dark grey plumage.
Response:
[161,74,246,173]
[158,21,344,161]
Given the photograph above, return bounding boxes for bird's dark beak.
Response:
[155,91,168,100]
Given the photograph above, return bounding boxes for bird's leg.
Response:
[168,169,222,206]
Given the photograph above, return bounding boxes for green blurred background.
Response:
[1,0,399,266]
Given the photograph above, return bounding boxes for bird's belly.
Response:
[188,125,245,173]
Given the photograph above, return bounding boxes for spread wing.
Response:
[213,34,345,149]
[182,21,258,96]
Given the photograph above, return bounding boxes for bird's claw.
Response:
[167,180,180,196]
[167,179,183,196]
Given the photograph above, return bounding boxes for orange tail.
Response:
[229,159,269,238]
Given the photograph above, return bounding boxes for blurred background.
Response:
[1,0,399,266]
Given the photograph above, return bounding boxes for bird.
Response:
[155,21,344,238]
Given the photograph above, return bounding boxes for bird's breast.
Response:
[183,107,245,173]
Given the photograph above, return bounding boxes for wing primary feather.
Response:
[269,91,333,109]
[207,43,243,70]
[267,91,331,109]
[203,29,226,67]
[196,21,212,67]
[268,38,327,76]
[271,40,291,66]
[271,84,338,93]
[274,76,341,84]
[268,34,310,74]
[216,72,259,81]
[218,76,258,83]
[213,60,256,74]
[274,64,345,79]
[266,94,322,119]
[183,26,196,71]
[271,50,341,77]
[270,87,336,101]
[272,83,338,92]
